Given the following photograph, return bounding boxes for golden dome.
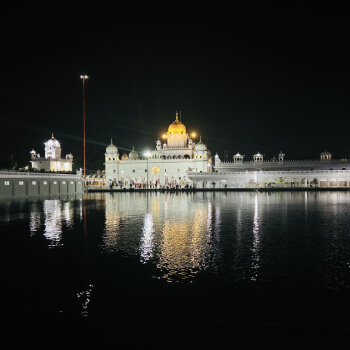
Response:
[167,112,186,135]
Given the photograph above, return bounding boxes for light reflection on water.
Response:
[140,212,154,262]
[98,191,350,289]
[250,193,260,281]
[102,192,221,282]
[43,199,63,247]
[27,197,82,247]
[2,190,350,322]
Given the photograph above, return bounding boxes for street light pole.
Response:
[80,75,88,183]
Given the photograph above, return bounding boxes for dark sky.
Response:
[1,3,349,171]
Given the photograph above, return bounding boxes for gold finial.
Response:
[175,111,179,120]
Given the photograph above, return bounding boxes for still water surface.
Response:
[2,191,350,345]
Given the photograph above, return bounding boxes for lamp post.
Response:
[144,151,151,189]
[80,75,88,184]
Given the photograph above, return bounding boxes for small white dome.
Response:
[128,146,139,160]
[106,139,118,154]
[194,136,206,151]
[45,134,60,147]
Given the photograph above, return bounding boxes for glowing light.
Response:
[144,151,151,158]
[191,132,196,138]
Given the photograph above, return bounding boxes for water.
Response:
[2,191,350,346]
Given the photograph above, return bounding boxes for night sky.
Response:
[1,4,349,172]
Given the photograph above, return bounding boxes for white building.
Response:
[104,112,212,188]
[188,150,350,189]
[30,134,74,172]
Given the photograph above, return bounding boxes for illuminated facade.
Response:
[104,112,212,188]
[188,150,350,189]
[30,134,73,172]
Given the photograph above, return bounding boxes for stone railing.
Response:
[0,171,82,178]
[189,169,350,176]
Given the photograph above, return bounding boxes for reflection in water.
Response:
[43,200,63,247]
[103,196,121,253]
[250,194,260,281]
[140,213,154,262]
[157,195,218,282]
[4,190,350,325]
[316,192,350,292]
[77,284,94,317]
[21,190,350,291]
[158,217,202,282]
[28,198,76,247]
[29,202,41,235]
[63,202,73,229]
[160,224,188,279]
[101,193,220,282]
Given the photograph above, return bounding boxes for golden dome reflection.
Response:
[101,192,217,283]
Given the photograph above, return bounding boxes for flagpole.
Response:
[80,75,88,183]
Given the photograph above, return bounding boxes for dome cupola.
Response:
[167,112,186,135]
[166,112,188,148]
[106,139,118,154]
[194,136,206,151]
[44,133,61,159]
[320,150,332,161]
[128,146,139,160]
[46,133,61,148]
[253,152,263,162]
